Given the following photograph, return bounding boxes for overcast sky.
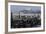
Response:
[11,5,41,13]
